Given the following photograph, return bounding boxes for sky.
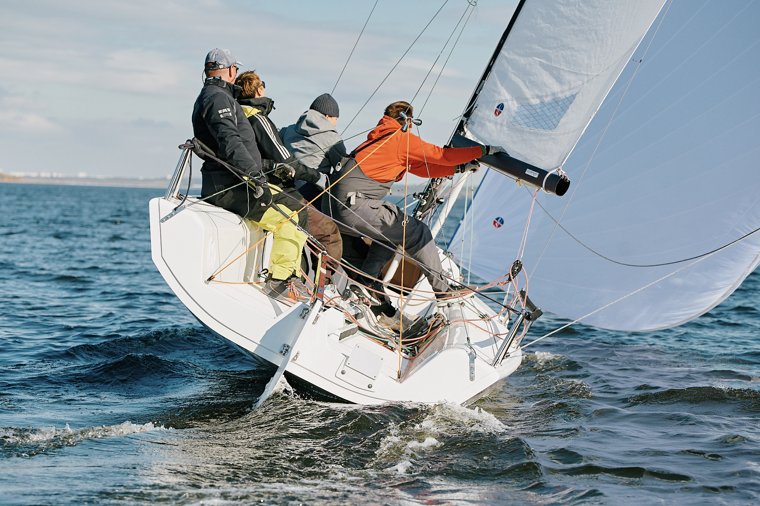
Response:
[0,0,517,179]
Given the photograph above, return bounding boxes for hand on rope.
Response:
[455,160,480,174]
[272,162,296,183]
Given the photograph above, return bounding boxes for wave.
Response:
[523,351,583,373]
[704,369,756,382]
[628,386,760,410]
[53,327,242,365]
[733,351,760,365]
[0,421,167,458]
[552,463,691,482]
[374,403,510,475]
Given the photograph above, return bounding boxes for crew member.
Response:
[323,100,503,299]
[192,48,303,300]
[236,73,343,272]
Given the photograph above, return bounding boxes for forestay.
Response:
[450,0,760,331]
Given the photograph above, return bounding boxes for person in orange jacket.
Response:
[323,100,504,301]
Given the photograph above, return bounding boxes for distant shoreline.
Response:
[0,175,197,190]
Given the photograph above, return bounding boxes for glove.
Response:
[483,145,506,156]
[455,160,480,174]
[273,162,296,182]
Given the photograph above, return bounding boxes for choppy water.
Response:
[1,183,758,505]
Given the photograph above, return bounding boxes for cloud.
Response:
[0,110,61,133]
[0,0,516,177]
[100,49,185,94]
[0,92,62,133]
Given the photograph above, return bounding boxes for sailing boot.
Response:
[263,276,311,303]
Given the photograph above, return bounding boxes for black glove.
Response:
[273,162,296,183]
[455,160,480,173]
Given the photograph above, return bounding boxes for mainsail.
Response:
[449,0,760,331]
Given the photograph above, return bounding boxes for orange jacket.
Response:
[354,115,483,183]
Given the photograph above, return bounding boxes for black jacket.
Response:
[238,96,321,188]
[192,78,265,179]
[192,77,271,218]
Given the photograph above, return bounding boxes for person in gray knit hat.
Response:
[309,93,340,118]
[280,93,347,178]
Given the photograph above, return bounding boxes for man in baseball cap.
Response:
[204,48,242,71]
[192,49,310,302]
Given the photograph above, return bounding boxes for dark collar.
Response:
[238,96,275,115]
[204,77,242,98]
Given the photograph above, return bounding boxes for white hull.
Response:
[149,195,524,405]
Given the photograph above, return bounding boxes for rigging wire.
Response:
[521,250,721,350]
[417,1,477,116]
[466,174,475,284]
[331,0,380,95]
[410,0,476,105]
[340,0,450,137]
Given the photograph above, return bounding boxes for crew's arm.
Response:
[251,114,291,164]
[324,138,348,170]
[406,134,482,178]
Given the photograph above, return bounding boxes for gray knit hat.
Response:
[310,93,339,117]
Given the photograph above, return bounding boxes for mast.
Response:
[453,0,527,139]
[416,0,568,225]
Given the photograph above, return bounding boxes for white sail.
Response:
[450,0,760,331]
[466,0,666,170]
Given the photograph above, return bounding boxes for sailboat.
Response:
[149,0,760,405]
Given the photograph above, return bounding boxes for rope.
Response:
[398,132,412,377]
[410,0,477,105]
[340,0,450,136]
[332,0,380,95]
[533,197,760,268]
[521,252,714,350]
[417,1,477,116]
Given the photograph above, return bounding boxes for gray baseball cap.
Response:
[204,48,242,70]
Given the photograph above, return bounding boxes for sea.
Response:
[1,183,758,505]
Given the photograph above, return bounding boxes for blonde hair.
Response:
[236,71,264,99]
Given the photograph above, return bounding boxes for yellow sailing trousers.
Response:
[248,205,307,281]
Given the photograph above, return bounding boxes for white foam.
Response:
[423,402,507,433]
[378,403,507,474]
[533,351,561,364]
[394,460,413,474]
[2,421,168,451]
[406,436,440,450]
